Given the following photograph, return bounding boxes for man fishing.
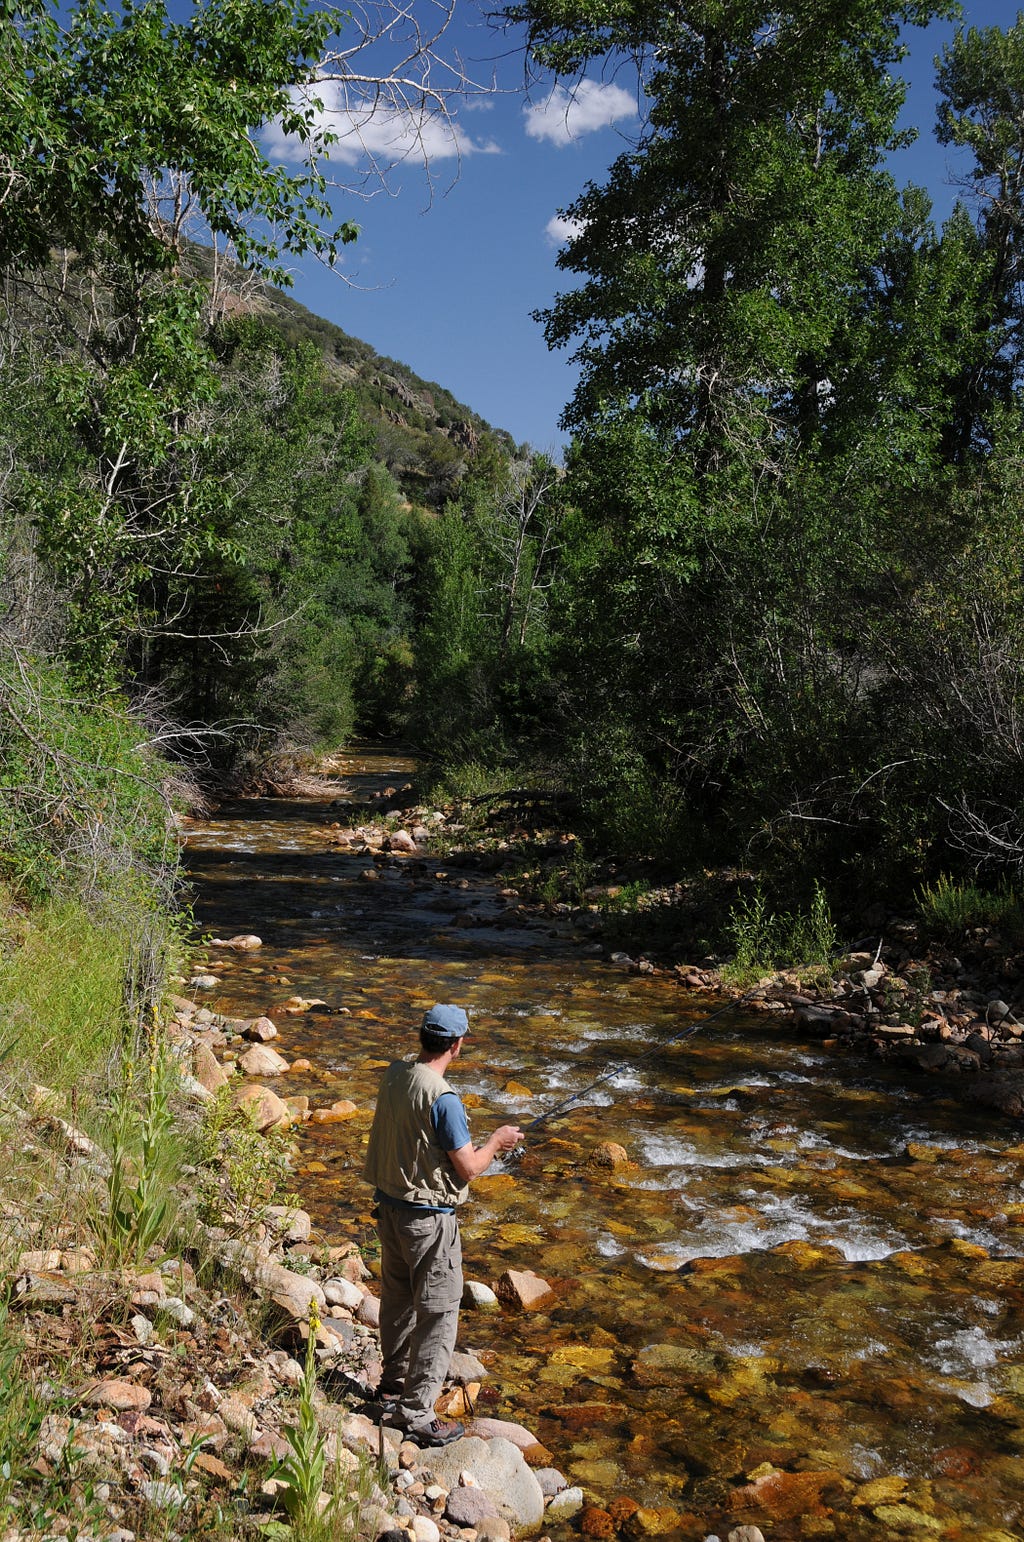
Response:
[362,1002,523,1447]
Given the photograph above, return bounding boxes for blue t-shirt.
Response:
[432,1089,470,1153]
[375,1089,471,1214]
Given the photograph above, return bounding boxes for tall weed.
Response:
[723,882,838,986]
[95,1049,180,1267]
[271,1299,330,1529]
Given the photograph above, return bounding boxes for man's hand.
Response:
[448,1123,526,1181]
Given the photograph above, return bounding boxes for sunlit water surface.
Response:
[185,751,1024,1540]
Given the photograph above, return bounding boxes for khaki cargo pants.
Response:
[377,1204,463,1432]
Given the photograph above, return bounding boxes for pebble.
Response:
[80,1379,151,1412]
[139,1480,184,1510]
[158,1297,195,1328]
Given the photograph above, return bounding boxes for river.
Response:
[185,749,1024,1541]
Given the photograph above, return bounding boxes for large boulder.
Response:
[231,1084,291,1132]
[425,1436,545,1536]
[239,1044,290,1076]
[193,1042,231,1093]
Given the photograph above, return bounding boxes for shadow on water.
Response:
[184,749,1024,1541]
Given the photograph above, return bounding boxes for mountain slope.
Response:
[188,245,517,510]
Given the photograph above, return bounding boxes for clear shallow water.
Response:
[185,750,1024,1540]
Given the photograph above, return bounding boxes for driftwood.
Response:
[464,786,580,825]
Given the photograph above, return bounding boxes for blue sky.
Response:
[263,1,1023,455]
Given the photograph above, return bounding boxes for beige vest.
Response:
[363,1060,470,1209]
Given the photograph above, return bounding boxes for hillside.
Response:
[187,244,517,511]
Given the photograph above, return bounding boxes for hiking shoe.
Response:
[411,1418,466,1447]
[386,1415,465,1447]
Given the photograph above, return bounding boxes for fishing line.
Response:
[502,983,767,1163]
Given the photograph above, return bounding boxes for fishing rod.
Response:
[503,982,767,1162]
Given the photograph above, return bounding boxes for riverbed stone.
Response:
[244,1017,279,1042]
[463,1279,500,1310]
[872,1503,945,1532]
[267,1205,312,1243]
[546,1486,585,1522]
[357,1293,380,1328]
[80,1379,151,1412]
[445,1487,500,1527]
[193,1042,231,1092]
[730,1467,847,1521]
[631,1343,717,1387]
[476,1518,512,1542]
[533,1468,568,1497]
[324,1276,364,1310]
[449,1350,489,1383]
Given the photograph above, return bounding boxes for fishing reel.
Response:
[502,1144,527,1168]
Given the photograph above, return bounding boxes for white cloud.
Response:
[524,79,635,146]
[265,81,501,167]
[545,214,586,247]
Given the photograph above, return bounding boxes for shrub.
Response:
[917,874,1024,940]
[188,1086,297,1239]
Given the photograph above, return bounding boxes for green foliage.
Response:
[0,655,173,903]
[0,0,354,286]
[722,883,838,986]
[408,456,564,763]
[599,879,652,913]
[424,762,512,804]
[483,0,1024,907]
[0,1300,50,1534]
[917,875,1024,940]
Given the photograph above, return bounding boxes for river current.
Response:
[185,750,1024,1541]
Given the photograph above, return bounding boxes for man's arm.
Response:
[448,1124,523,1183]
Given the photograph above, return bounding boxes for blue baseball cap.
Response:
[422,1003,470,1037]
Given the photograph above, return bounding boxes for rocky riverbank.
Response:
[2,974,600,1542]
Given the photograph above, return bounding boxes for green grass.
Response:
[0,897,133,1088]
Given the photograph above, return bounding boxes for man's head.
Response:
[419,1002,469,1056]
